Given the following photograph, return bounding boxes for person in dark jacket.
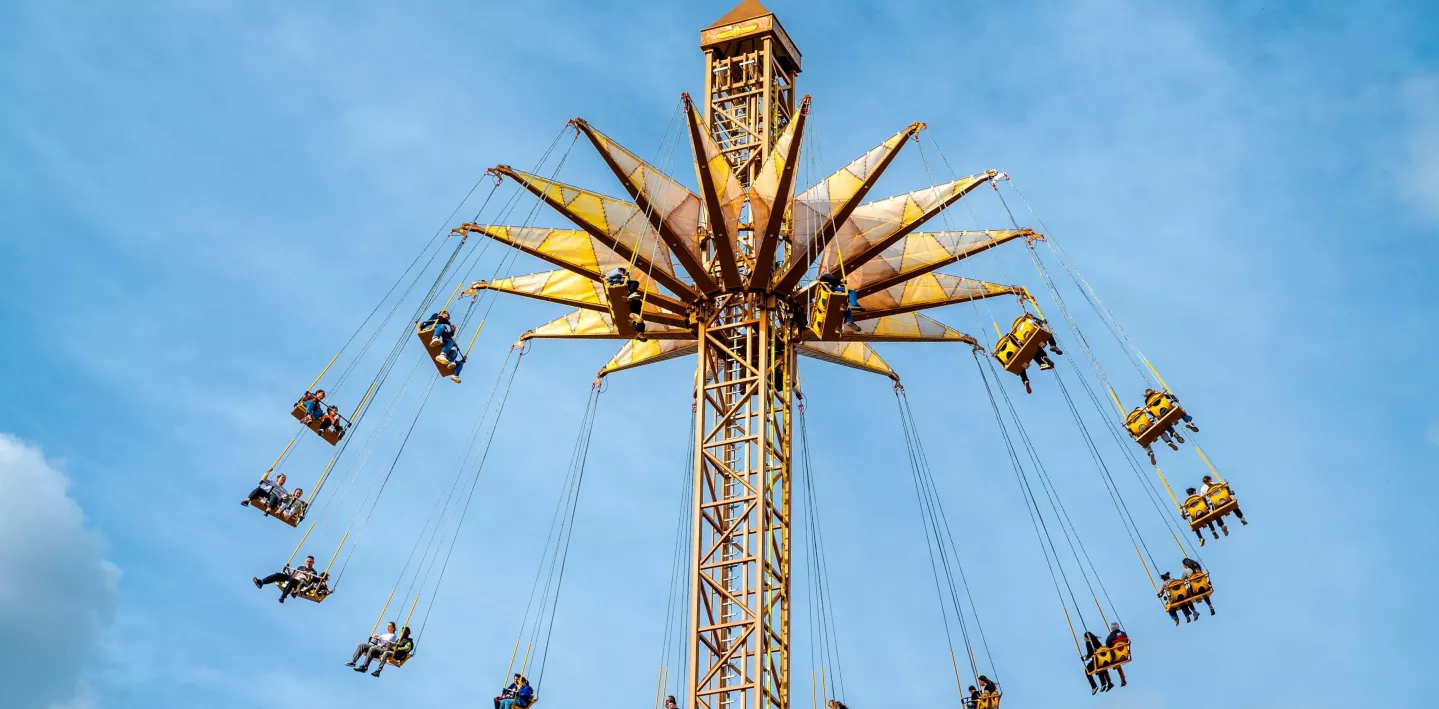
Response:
[252,554,316,602]
[495,674,522,709]
[1182,557,1215,615]
[1083,630,1112,693]
[498,676,534,709]
[241,474,289,512]
[1104,623,1129,688]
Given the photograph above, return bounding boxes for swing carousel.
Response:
[243,3,1250,707]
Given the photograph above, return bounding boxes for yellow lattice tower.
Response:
[458,4,1036,708]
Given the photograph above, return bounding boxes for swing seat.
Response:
[417,323,460,376]
[994,314,1051,375]
[1124,408,1162,447]
[809,284,846,340]
[1144,391,1187,436]
[1185,571,1214,601]
[975,691,1002,709]
[606,282,640,338]
[264,576,330,603]
[386,650,414,667]
[291,401,347,446]
[1162,580,1192,611]
[1087,642,1131,674]
[248,494,305,528]
[1183,487,1238,531]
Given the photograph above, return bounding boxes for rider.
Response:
[818,272,861,333]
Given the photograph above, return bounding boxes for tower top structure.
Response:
[699,0,801,187]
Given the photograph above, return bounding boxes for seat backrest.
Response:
[1125,409,1153,434]
[1110,641,1132,663]
[1204,484,1233,508]
[1187,571,1212,595]
[1094,646,1114,665]
[1183,494,1208,519]
[1012,314,1039,340]
[1146,391,1177,417]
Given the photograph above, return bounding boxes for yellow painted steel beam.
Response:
[816,171,996,279]
[747,95,810,288]
[573,118,717,293]
[795,341,898,380]
[773,121,925,293]
[851,229,1034,296]
[683,93,745,289]
[520,309,693,341]
[855,273,1025,320]
[492,166,699,300]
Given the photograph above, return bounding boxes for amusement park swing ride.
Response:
[243,2,1251,707]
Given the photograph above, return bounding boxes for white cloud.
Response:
[1398,75,1439,222]
[0,435,119,709]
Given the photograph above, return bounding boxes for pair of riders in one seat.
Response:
[251,554,330,603]
[421,310,465,383]
[1159,557,1215,624]
[299,390,346,437]
[1183,475,1248,545]
[1082,623,1130,694]
[347,621,414,677]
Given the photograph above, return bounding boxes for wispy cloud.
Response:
[1397,74,1439,222]
[0,434,118,709]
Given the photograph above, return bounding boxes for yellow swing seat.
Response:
[1144,390,1187,435]
[1086,642,1132,675]
[386,650,414,668]
[809,284,847,341]
[1183,485,1238,532]
[1161,578,1193,612]
[1185,571,1214,602]
[290,401,348,446]
[248,494,305,528]
[263,575,331,603]
[975,691,1002,709]
[417,323,460,376]
[1124,407,1159,446]
[605,282,642,339]
[994,313,1052,375]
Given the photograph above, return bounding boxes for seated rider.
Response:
[977,675,998,695]
[1159,571,1196,625]
[241,474,289,513]
[498,676,535,709]
[1103,623,1129,688]
[349,621,397,675]
[1182,557,1215,616]
[426,311,465,384]
[495,674,522,709]
[299,390,327,424]
[422,310,454,344]
[1082,630,1113,694]
[1028,317,1063,372]
[278,487,306,520]
[1183,486,1221,545]
[817,272,861,333]
[1201,475,1246,530]
[966,685,981,708]
[366,625,413,676]
[252,554,318,603]
[316,405,345,437]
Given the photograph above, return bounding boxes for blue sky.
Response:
[2,1,1437,707]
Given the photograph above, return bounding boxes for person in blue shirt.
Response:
[422,310,453,343]
[298,390,327,423]
[498,676,535,709]
[494,674,521,709]
[423,311,464,383]
[817,273,862,332]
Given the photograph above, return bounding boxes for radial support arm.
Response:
[573,118,717,292]
[855,273,1025,320]
[773,122,925,293]
[493,165,699,300]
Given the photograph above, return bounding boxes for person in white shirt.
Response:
[1200,475,1248,530]
[241,474,289,513]
[348,622,397,673]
